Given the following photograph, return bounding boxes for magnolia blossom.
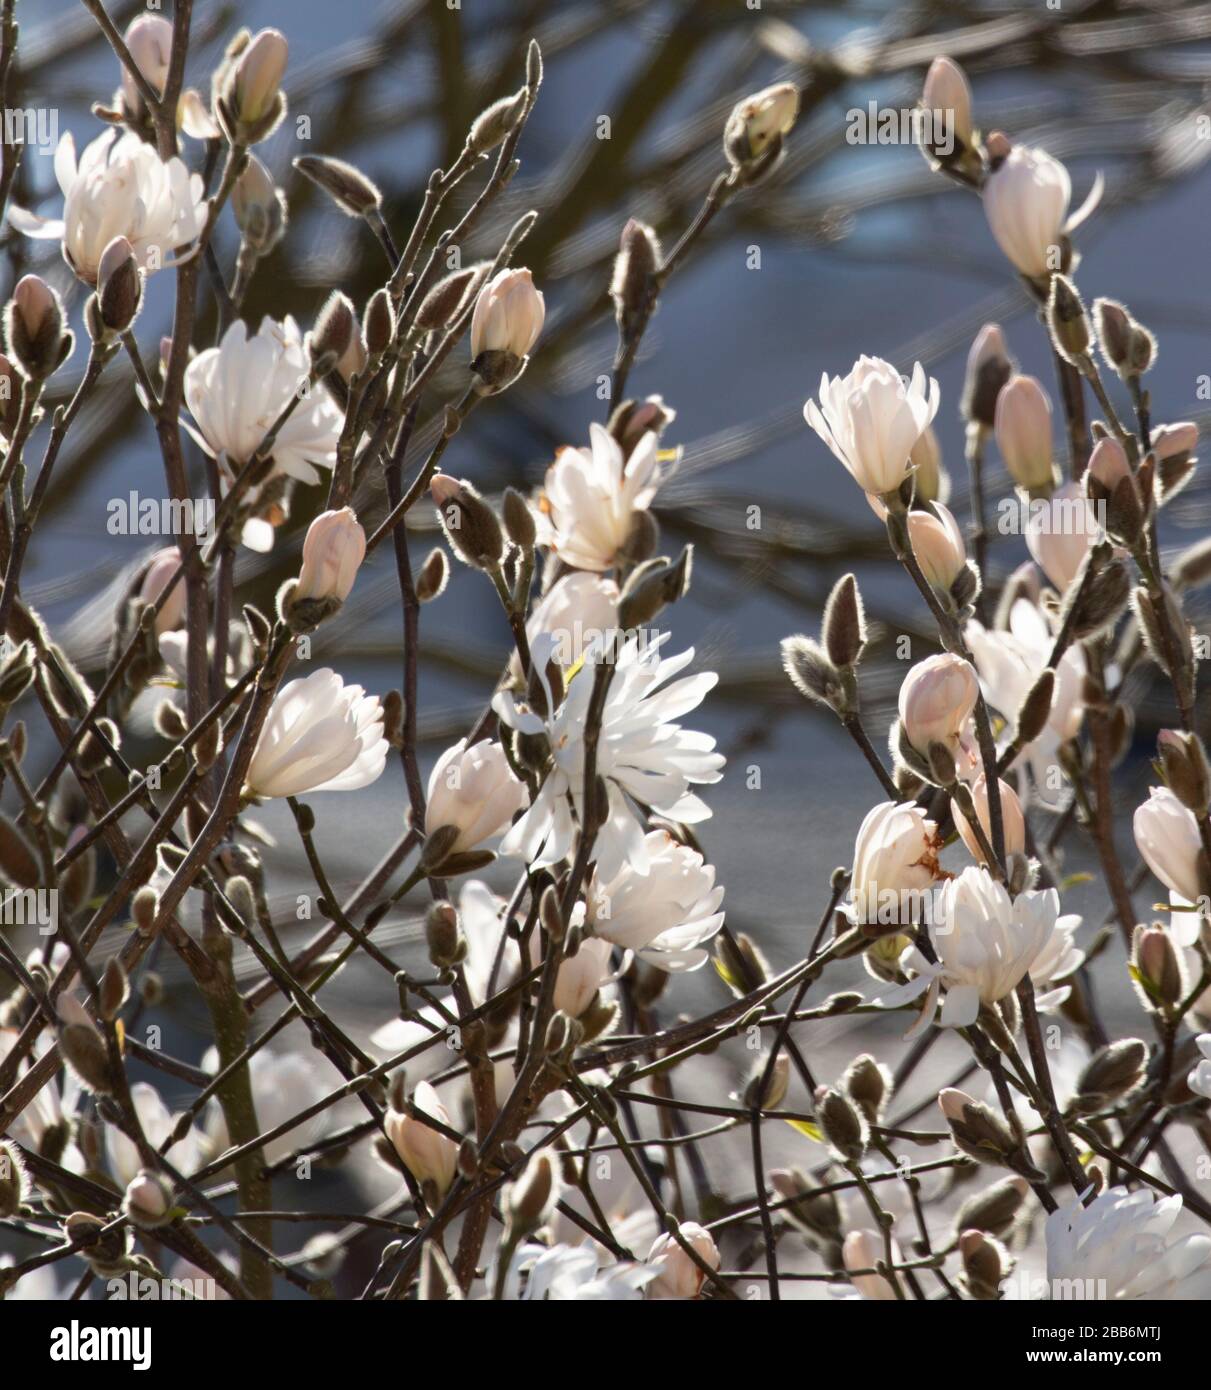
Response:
[588,830,725,970]
[495,633,724,881]
[954,775,1026,862]
[898,653,979,760]
[424,738,526,854]
[526,571,621,668]
[385,1081,458,1196]
[645,1223,720,1299]
[805,356,940,497]
[1028,906,1085,1011]
[921,57,972,147]
[120,15,173,113]
[185,317,342,495]
[106,1082,201,1189]
[1026,481,1097,592]
[907,502,966,589]
[243,668,388,799]
[880,867,1071,1033]
[550,936,615,1017]
[1133,786,1205,905]
[11,130,206,284]
[1046,1187,1211,1300]
[204,1046,334,1167]
[839,1229,904,1301]
[294,508,365,604]
[995,374,1053,493]
[538,423,667,572]
[501,1242,653,1301]
[983,144,1071,279]
[725,82,799,162]
[967,597,1085,806]
[1190,1036,1211,1101]
[138,548,186,635]
[848,800,940,926]
[470,268,545,360]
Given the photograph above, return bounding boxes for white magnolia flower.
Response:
[1190,1035,1211,1101]
[0,1029,83,1171]
[588,830,725,971]
[549,935,616,1017]
[526,571,621,668]
[967,597,1085,806]
[425,738,526,854]
[848,799,940,926]
[538,423,668,572]
[184,316,342,487]
[385,1080,458,1196]
[469,267,545,360]
[898,652,979,761]
[645,1222,720,1299]
[982,144,1071,280]
[494,633,724,881]
[1133,786,1205,907]
[106,1081,202,1189]
[805,356,940,497]
[1046,1187,1211,1300]
[294,508,365,604]
[879,867,1069,1033]
[243,668,388,800]
[203,1045,334,1168]
[500,1242,654,1301]
[10,129,206,284]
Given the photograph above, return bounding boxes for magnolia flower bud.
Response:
[921,56,973,151]
[611,219,661,338]
[469,268,544,391]
[962,324,1014,430]
[416,547,449,602]
[842,1054,892,1124]
[780,636,843,713]
[95,236,143,336]
[363,289,395,357]
[939,1088,1020,1169]
[122,1169,174,1229]
[723,82,799,168]
[842,1229,901,1301]
[1157,730,1211,816]
[1073,1039,1148,1114]
[955,775,1026,862]
[1133,785,1207,905]
[293,507,366,611]
[1093,297,1155,379]
[995,374,1054,493]
[424,901,465,971]
[1132,582,1194,687]
[1047,274,1091,366]
[959,1229,1010,1300]
[618,547,693,629]
[910,424,948,503]
[6,275,72,380]
[955,1176,1029,1238]
[1026,482,1096,593]
[425,738,526,857]
[645,1222,720,1300]
[0,1141,28,1218]
[817,1085,868,1162]
[468,87,528,156]
[608,394,676,457]
[822,572,866,669]
[309,292,357,372]
[293,153,382,217]
[431,475,504,570]
[121,15,173,115]
[385,1081,459,1199]
[60,1021,114,1094]
[906,503,966,592]
[744,1053,790,1111]
[1132,925,1184,1010]
[770,1168,842,1250]
[415,267,480,333]
[983,143,1072,280]
[897,653,979,764]
[504,1148,561,1239]
[227,28,289,138]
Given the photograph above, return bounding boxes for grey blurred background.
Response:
[6,0,1211,1294]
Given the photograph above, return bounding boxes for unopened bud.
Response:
[311,291,357,367]
[1073,1039,1148,1114]
[504,1147,561,1238]
[744,1053,789,1111]
[501,487,536,551]
[959,1228,1010,1300]
[610,219,661,339]
[817,1085,868,1163]
[60,1022,114,1094]
[416,547,449,602]
[293,154,382,217]
[955,1176,1029,1238]
[617,546,692,629]
[6,275,71,380]
[823,573,866,669]
[842,1053,892,1124]
[415,268,479,333]
[99,957,129,1022]
[467,88,528,156]
[1131,925,1183,1010]
[96,237,142,335]
[1047,275,1090,366]
[424,901,465,970]
[1157,729,1211,816]
[122,1169,174,1229]
[431,475,504,570]
[363,289,395,357]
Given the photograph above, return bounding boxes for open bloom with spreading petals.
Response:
[805,356,940,497]
[294,508,365,604]
[898,653,979,762]
[11,130,206,285]
[1046,1187,1211,1300]
[243,668,388,799]
[588,830,725,970]
[204,1045,333,1167]
[879,867,1071,1033]
[106,1082,201,1189]
[495,633,724,881]
[501,1242,653,1301]
[645,1223,720,1299]
[967,597,1085,806]
[1133,786,1205,905]
[983,144,1071,280]
[1190,1036,1211,1101]
[848,800,940,925]
[538,423,668,572]
[384,1081,458,1197]
[185,316,342,489]
[424,738,526,854]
